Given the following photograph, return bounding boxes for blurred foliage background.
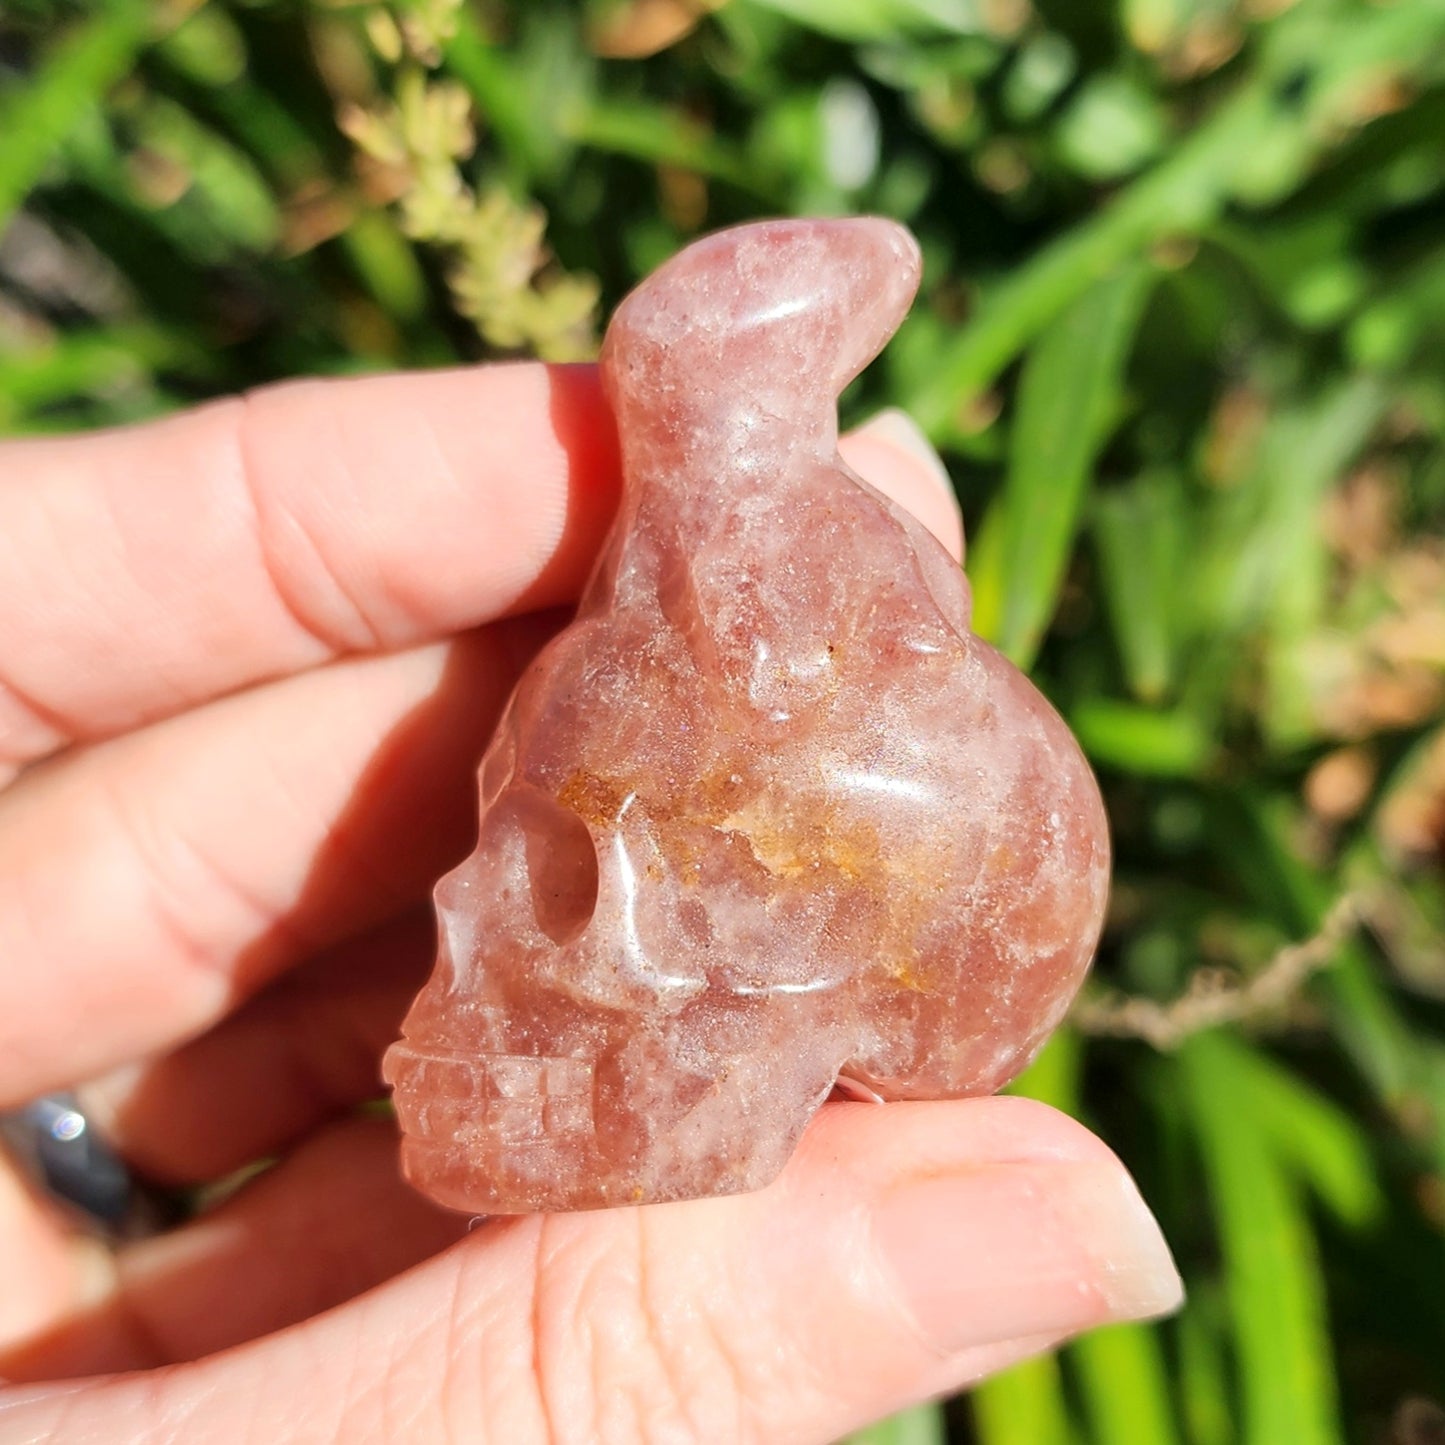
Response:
[3,0,1445,1439]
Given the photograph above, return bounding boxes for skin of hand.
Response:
[0,364,1182,1445]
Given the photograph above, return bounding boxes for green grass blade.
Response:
[972,1354,1080,1445]
[843,1402,948,1445]
[444,11,573,184]
[340,210,430,326]
[1092,471,1189,703]
[1176,1288,1236,1445]
[967,264,1151,670]
[742,0,983,41]
[1007,1026,1083,1111]
[563,100,769,195]
[1215,1034,1384,1229]
[1068,699,1215,779]
[0,326,209,417]
[0,2,151,233]
[1188,377,1387,746]
[128,92,282,255]
[1071,1323,1181,1445]
[1420,1044,1445,1185]
[1015,1036,1185,1445]
[908,81,1271,432]
[1183,1033,1344,1445]
[908,0,1445,432]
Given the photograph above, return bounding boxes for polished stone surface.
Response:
[386,218,1109,1213]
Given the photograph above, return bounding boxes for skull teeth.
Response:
[384,1045,595,1143]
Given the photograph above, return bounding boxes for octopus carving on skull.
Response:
[384,218,1110,1214]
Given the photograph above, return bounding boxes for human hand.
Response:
[0,366,1181,1444]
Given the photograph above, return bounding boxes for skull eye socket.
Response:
[516,791,600,946]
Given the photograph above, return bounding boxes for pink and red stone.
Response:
[385,218,1109,1213]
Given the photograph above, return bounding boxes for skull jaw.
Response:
[395,1130,799,1215]
[384,1026,845,1214]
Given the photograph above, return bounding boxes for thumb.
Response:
[1,1097,1181,1445]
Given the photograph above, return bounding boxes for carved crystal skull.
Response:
[384,218,1110,1213]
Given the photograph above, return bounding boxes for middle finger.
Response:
[0,618,552,1107]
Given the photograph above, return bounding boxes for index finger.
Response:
[0,364,620,780]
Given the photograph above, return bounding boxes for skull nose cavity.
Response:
[515,790,600,945]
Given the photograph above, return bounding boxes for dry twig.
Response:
[1070,891,1368,1050]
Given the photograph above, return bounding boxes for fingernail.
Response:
[874,1161,1184,1355]
[855,408,953,497]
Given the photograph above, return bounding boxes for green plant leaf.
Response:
[1091,470,1189,703]
[907,0,1445,430]
[971,1354,1080,1445]
[966,264,1152,670]
[742,0,989,42]
[0,1,151,233]
[907,81,1272,432]
[1177,1287,1237,1445]
[843,1402,948,1445]
[0,325,208,417]
[1071,1324,1181,1445]
[1182,1032,1345,1445]
[1188,376,1387,749]
[1007,1026,1083,1111]
[565,98,770,195]
[1213,1034,1385,1229]
[1069,699,1214,780]
[1055,74,1168,181]
[444,5,588,184]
